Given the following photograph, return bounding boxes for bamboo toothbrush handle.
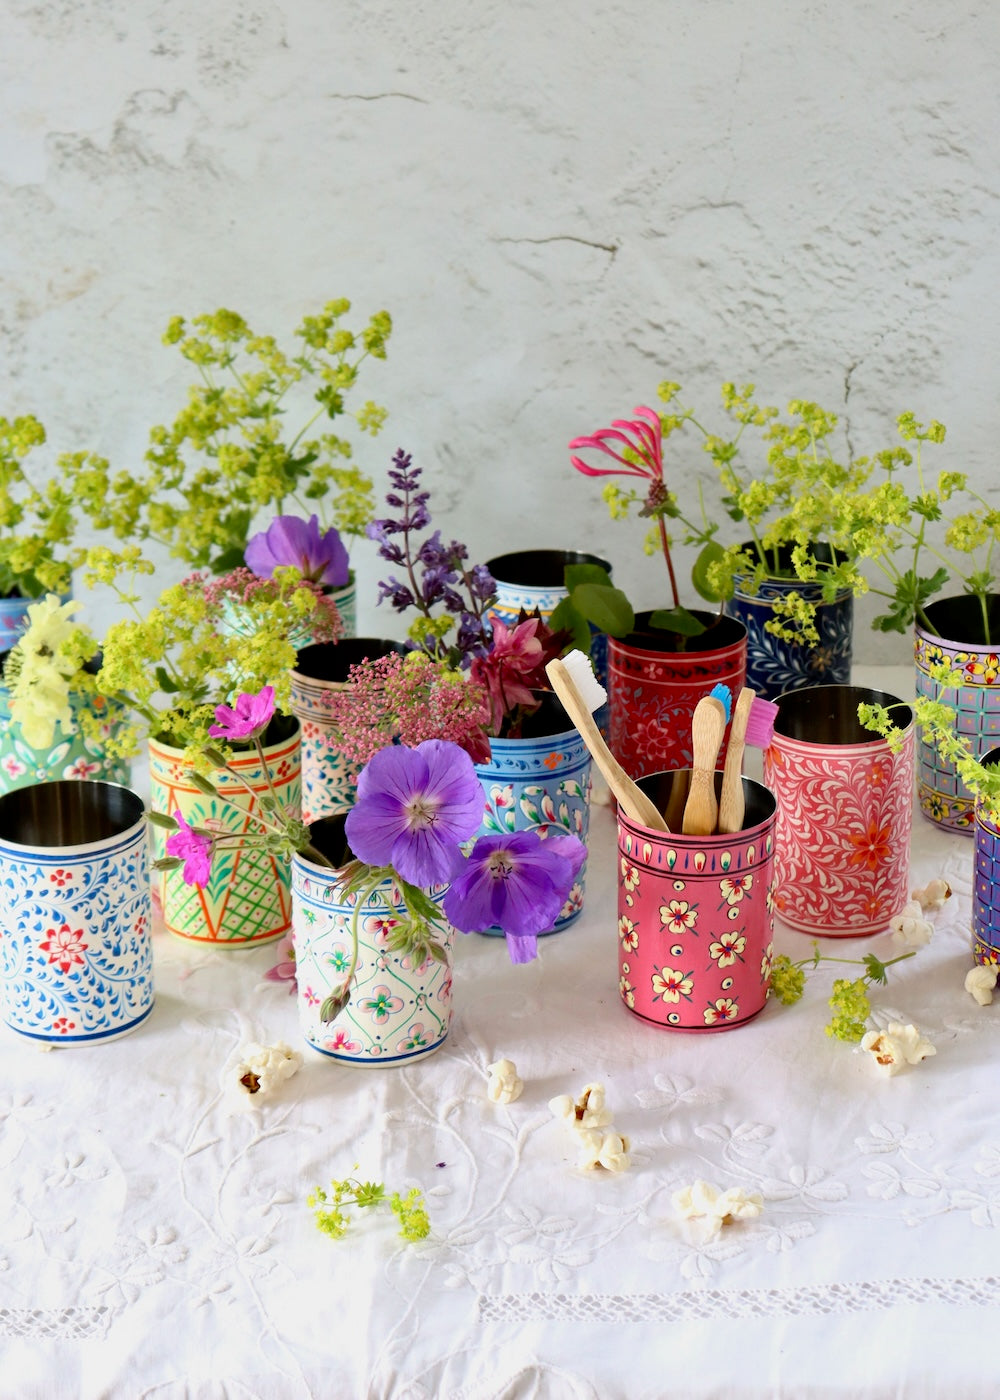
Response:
[717,687,754,835]
[546,661,669,832]
[681,698,725,835]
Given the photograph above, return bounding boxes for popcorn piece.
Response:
[548,1082,613,1130]
[911,878,951,912]
[860,1022,936,1077]
[486,1057,523,1104]
[889,900,933,949]
[576,1128,631,1174]
[672,1180,763,1238]
[233,1040,303,1100]
[965,964,999,1007]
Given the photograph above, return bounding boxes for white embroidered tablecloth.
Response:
[4,666,1000,1399]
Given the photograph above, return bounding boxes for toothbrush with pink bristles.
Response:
[716,685,779,834]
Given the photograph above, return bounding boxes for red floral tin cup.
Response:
[763,685,914,937]
[616,770,777,1031]
[607,611,747,779]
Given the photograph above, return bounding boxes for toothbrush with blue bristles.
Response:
[681,683,733,836]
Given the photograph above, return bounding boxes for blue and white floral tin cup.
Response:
[0,781,154,1045]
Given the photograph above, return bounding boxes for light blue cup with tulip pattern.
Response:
[473,696,593,936]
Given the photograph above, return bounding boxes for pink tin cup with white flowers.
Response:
[616,771,777,1032]
[763,685,914,937]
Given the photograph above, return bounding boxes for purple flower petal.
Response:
[443,829,578,946]
[346,740,484,888]
[245,514,349,587]
[505,933,538,965]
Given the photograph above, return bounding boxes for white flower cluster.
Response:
[232,1040,303,1102]
[549,1083,630,1173]
[672,1180,763,1238]
[860,1022,936,1077]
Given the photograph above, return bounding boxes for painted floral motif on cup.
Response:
[292,856,455,1066]
[616,805,776,1032]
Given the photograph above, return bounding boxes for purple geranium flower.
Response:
[165,811,213,888]
[443,830,587,962]
[209,685,276,741]
[345,740,484,887]
[245,514,350,587]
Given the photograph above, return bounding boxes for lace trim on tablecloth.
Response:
[0,1306,113,1338]
[479,1275,1000,1322]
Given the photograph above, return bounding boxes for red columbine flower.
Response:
[469,615,549,734]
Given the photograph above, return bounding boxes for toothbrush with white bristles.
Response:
[545,650,669,832]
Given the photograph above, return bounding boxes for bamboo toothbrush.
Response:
[545,652,670,832]
[680,684,732,836]
[716,686,779,835]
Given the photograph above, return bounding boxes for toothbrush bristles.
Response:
[558,649,608,713]
[709,682,732,722]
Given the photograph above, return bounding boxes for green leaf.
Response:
[564,562,614,591]
[396,878,443,924]
[691,541,727,602]
[547,596,592,653]
[571,582,635,638]
[648,606,708,637]
[155,666,180,694]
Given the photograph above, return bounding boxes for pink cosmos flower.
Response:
[209,686,276,741]
[165,811,213,887]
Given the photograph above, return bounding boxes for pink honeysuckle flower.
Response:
[568,406,664,481]
[245,514,350,587]
[209,685,276,741]
[165,811,213,888]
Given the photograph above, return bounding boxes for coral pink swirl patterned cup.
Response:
[763,685,914,937]
[616,771,777,1032]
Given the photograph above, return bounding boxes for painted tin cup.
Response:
[915,594,1000,834]
[289,637,406,824]
[0,684,131,797]
[148,715,301,948]
[474,693,592,935]
[291,816,454,1066]
[763,685,914,937]
[0,780,153,1045]
[723,542,853,702]
[972,745,1000,967]
[607,610,747,779]
[616,770,777,1031]
[486,548,614,730]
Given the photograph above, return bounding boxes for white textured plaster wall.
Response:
[2,0,999,660]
